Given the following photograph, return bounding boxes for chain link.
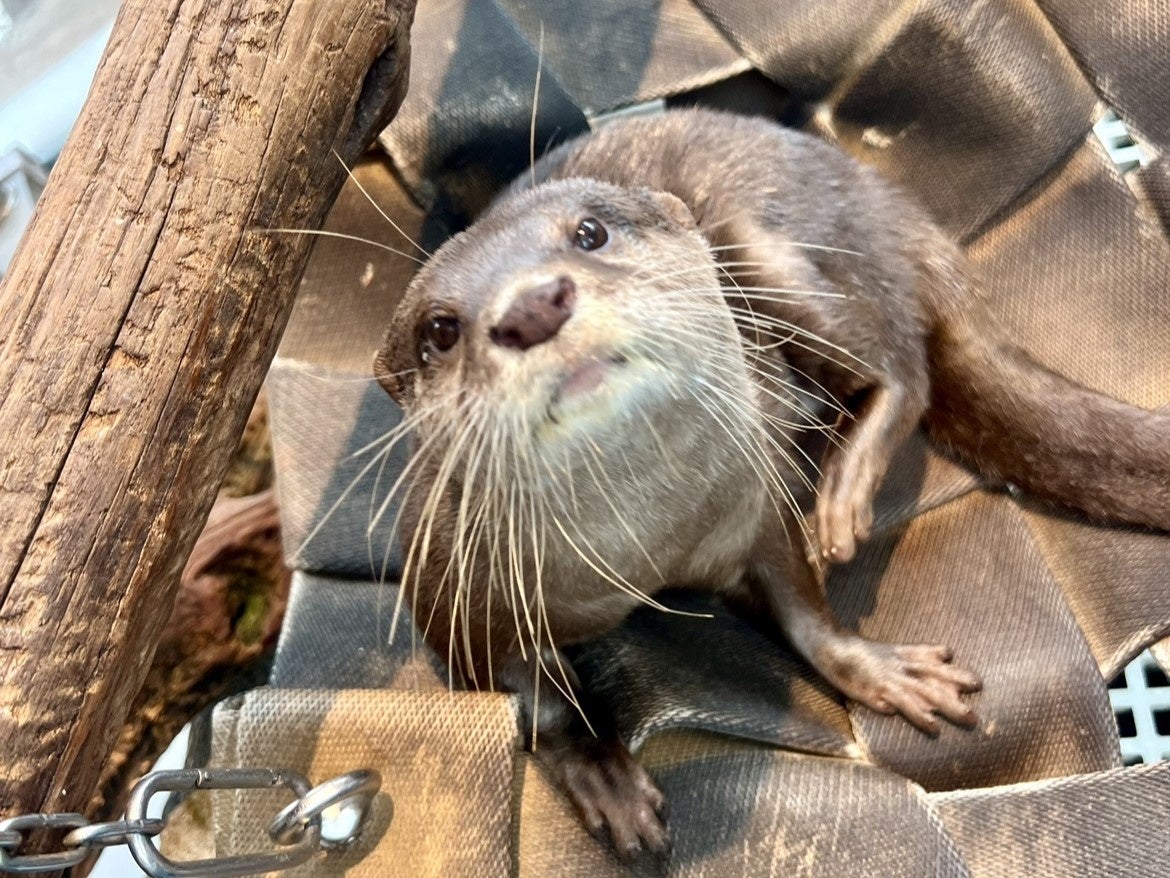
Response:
[64,818,166,850]
[0,767,381,877]
[0,814,90,874]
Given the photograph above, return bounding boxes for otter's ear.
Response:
[653,191,696,230]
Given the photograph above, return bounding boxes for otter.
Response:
[373,108,1170,858]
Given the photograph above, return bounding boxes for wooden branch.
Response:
[89,393,288,831]
[0,0,415,825]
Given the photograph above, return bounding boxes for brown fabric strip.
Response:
[1135,155,1170,236]
[1034,0,1170,148]
[690,0,908,100]
[967,138,1170,678]
[494,0,748,115]
[209,688,521,877]
[829,491,1120,790]
[932,761,1170,877]
[1017,506,1170,681]
[520,731,972,877]
[572,592,857,758]
[814,0,1095,242]
[968,138,1170,412]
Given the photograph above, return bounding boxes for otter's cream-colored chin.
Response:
[535,354,667,441]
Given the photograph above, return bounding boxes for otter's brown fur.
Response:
[374,108,1169,858]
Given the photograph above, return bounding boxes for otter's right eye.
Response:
[424,316,461,353]
[574,217,609,251]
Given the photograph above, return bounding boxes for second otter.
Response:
[374,108,1170,857]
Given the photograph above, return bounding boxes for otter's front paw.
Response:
[544,738,670,860]
[816,452,881,564]
[822,640,983,736]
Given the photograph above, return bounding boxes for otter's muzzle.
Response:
[489,276,576,351]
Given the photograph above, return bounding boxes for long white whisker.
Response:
[529,22,545,188]
[332,149,431,258]
[705,241,866,257]
[255,228,426,264]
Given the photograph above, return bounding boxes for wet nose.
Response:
[490,276,576,351]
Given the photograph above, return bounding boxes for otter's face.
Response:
[375,178,754,488]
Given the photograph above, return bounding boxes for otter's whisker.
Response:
[447,412,493,690]
[369,404,464,537]
[519,445,593,737]
[408,404,488,673]
[738,289,846,301]
[273,363,419,385]
[443,409,495,688]
[691,373,818,494]
[332,149,431,258]
[649,286,869,374]
[385,443,449,646]
[582,444,665,582]
[506,418,542,648]
[349,393,454,459]
[490,422,527,662]
[631,320,838,427]
[699,267,852,419]
[529,21,545,188]
[293,431,404,563]
[686,381,810,548]
[705,241,866,257]
[548,513,712,618]
[255,227,426,265]
[380,402,474,646]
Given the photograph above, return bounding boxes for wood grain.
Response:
[87,392,287,843]
[0,0,415,820]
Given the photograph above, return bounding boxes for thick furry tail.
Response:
[925,309,1170,531]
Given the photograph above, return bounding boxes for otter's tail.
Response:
[924,309,1170,530]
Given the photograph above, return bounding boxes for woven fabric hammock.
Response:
[199,1,1170,874]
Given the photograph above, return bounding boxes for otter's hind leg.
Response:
[817,382,926,562]
[719,232,929,562]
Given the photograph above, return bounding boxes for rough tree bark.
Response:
[90,392,288,828]
[0,0,415,826]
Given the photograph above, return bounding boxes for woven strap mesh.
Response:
[214,0,1170,873]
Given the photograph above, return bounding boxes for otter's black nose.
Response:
[490,276,576,351]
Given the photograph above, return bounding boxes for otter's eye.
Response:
[424,316,461,353]
[574,217,608,251]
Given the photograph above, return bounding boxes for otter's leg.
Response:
[816,382,926,563]
[497,650,669,859]
[724,233,930,562]
[748,540,981,734]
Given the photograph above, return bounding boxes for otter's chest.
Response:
[533,472,763,644]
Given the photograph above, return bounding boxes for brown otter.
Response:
[373,108,1170,858]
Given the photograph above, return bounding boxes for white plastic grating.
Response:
[1110,650,1170,766]
[1092,108,1149,173]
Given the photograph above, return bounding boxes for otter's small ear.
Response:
[654,191,696,230]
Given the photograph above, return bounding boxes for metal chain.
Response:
[0,767,381,877]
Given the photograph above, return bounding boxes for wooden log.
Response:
[88,393,288,833]
[0,0,416,824]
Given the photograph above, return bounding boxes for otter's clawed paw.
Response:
[828,641,983,736]
[816,454,881,564]
[557,742,670,860]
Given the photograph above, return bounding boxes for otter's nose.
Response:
[490,276,576,351]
